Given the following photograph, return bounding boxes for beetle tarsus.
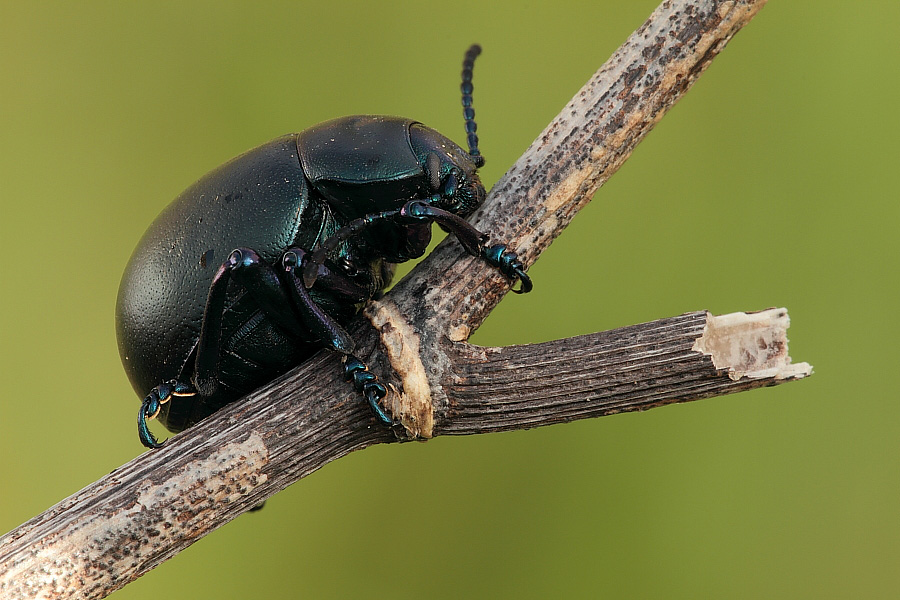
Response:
[138,380,196,449]
[481,244,533,294]
[138,395,166,449]
[344,356,393,425]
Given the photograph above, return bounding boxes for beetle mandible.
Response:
[116,45,531,449]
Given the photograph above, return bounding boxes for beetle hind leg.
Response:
[191,246,395,433]
[138,380,196,449]
[192,248,310,398]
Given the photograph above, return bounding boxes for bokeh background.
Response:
[2,1,897,597]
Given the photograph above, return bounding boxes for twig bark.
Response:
[0,1,796,598]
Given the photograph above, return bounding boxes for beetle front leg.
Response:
[400,201,533,293]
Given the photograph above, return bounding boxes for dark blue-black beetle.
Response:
[116,45,531,449]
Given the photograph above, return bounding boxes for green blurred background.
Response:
[1,1,897,597]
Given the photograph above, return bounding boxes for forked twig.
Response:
[0,2,808,599]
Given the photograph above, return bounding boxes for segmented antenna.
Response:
[461,44,485,168]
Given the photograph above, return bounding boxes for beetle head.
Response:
[425,152,485,218]
[411,124,486,219]
[367,132,486,264]
[433,167,484,217]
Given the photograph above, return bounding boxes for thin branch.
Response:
[0,308,809,599]
[0,1,789,598]
[440,309,811,435]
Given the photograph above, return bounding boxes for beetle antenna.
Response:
[461,44,485,168]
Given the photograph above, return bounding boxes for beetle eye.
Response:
[437,172,484,216]
[426,152,442,192]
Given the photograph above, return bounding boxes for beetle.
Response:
[116,45,531,449]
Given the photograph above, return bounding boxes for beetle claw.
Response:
[365,386,393,426]
[138,395,166,449]
[511,267,533,294]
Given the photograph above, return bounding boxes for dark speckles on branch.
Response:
[0,3,774,598]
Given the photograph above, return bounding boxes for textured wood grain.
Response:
[440,309,810,434]
[0,307,810,599]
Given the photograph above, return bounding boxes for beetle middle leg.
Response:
[282,249,393,426]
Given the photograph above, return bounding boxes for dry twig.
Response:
[0,1,809,598]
